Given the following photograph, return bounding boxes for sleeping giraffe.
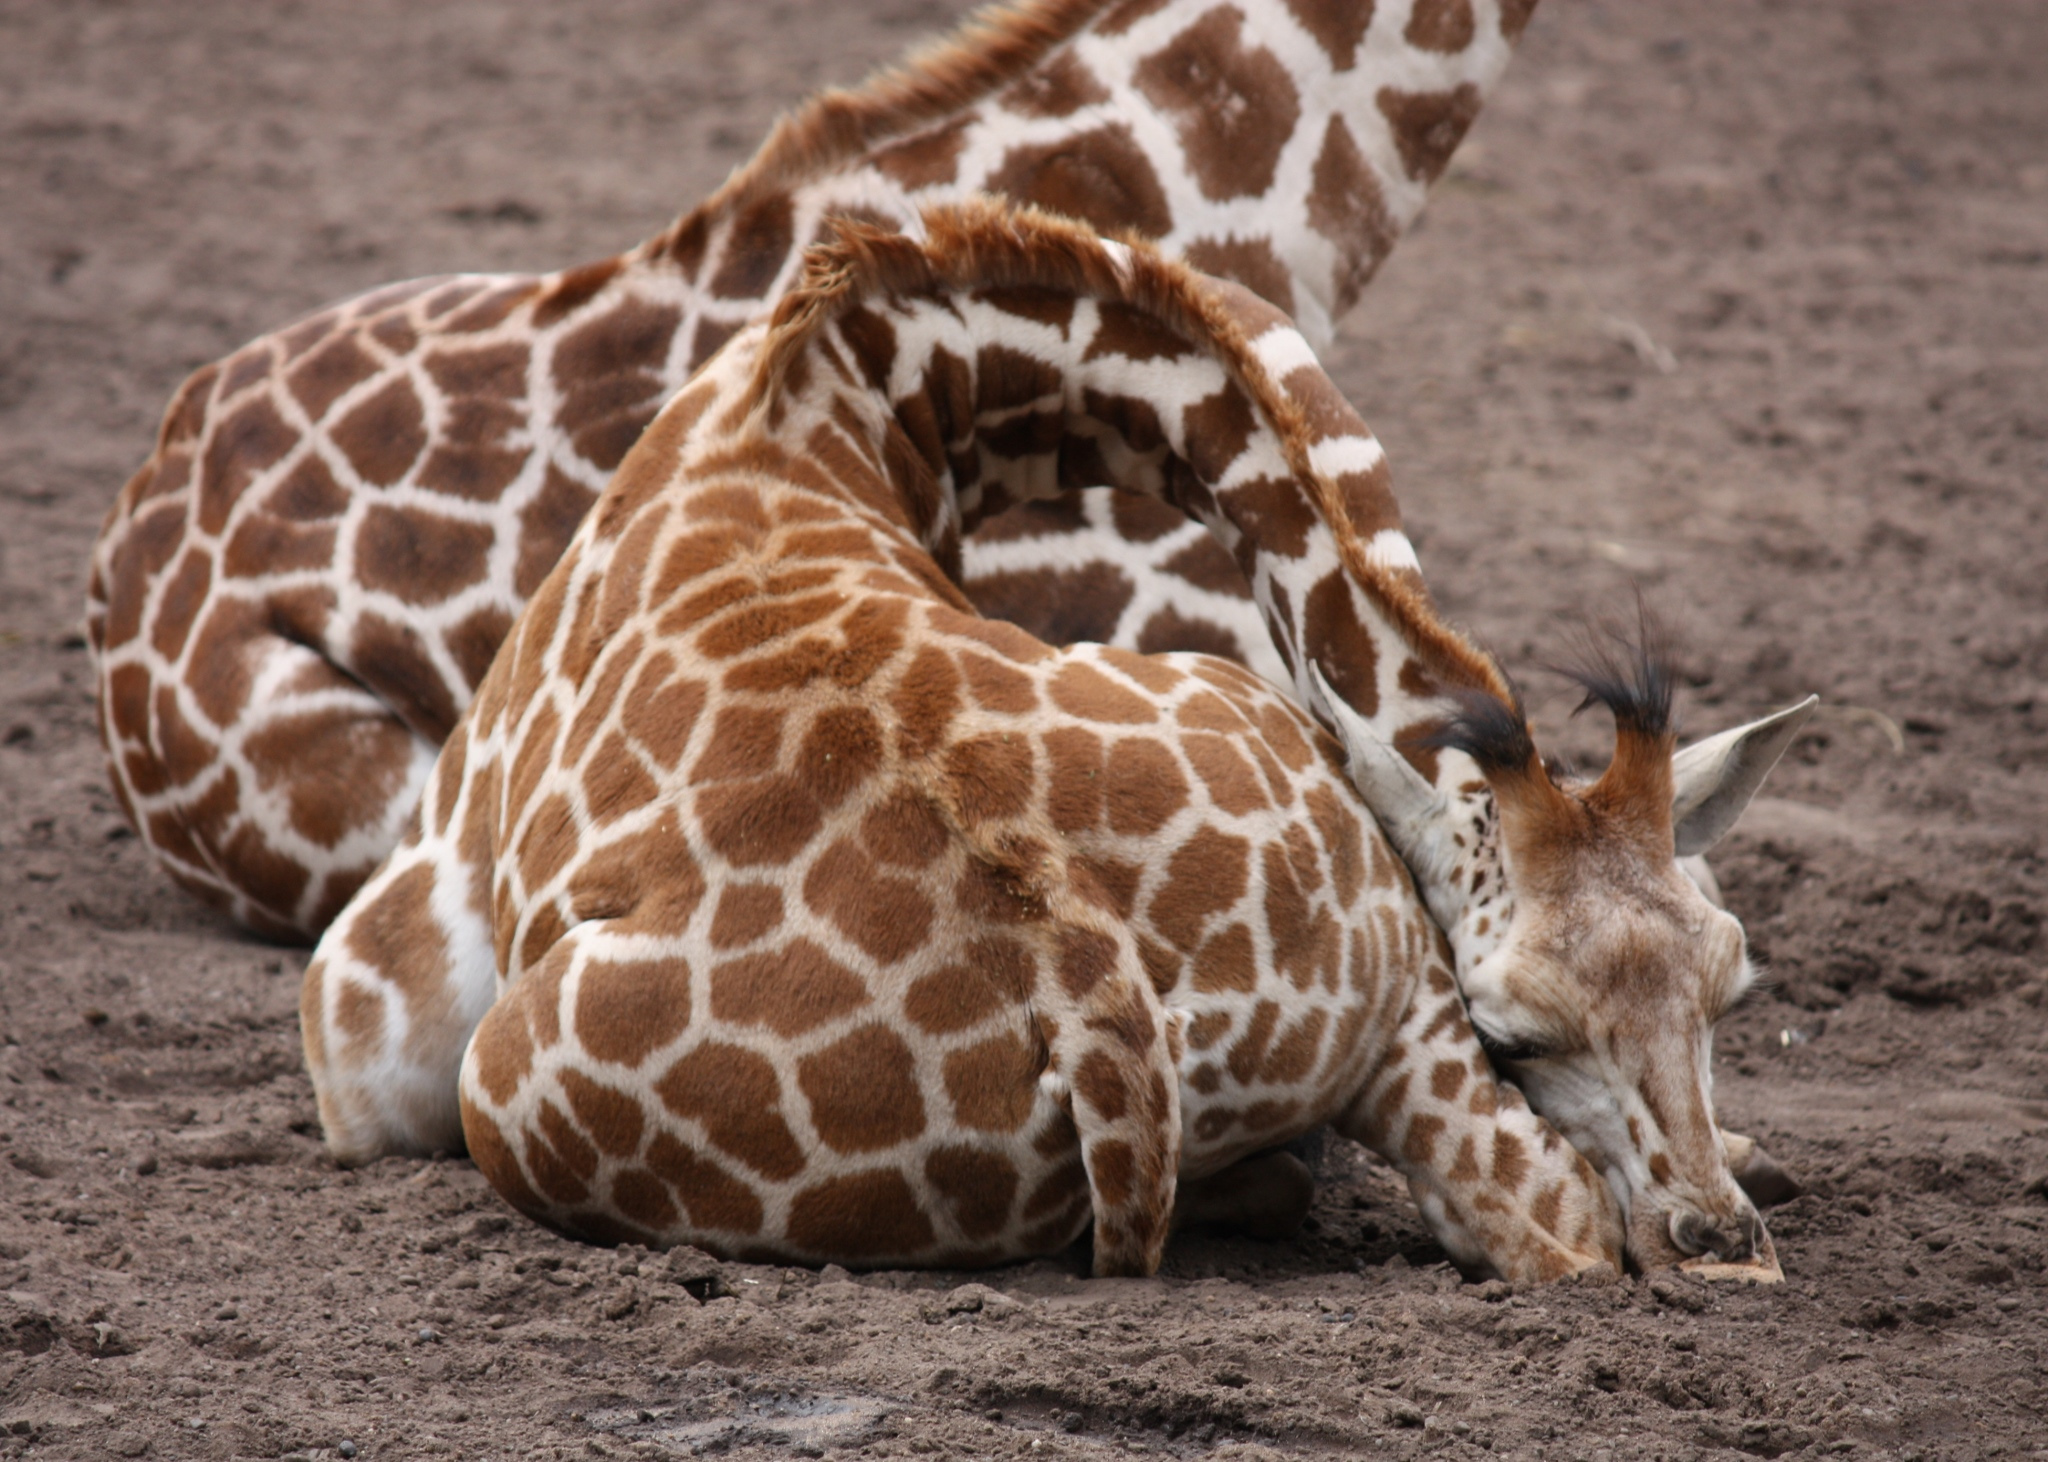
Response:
[302,202,1800,1277]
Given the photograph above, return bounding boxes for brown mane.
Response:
[644,0,1109,262]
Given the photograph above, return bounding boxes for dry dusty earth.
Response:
[3,1,2047,1458]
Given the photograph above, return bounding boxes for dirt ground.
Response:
[3,1,2046,1458]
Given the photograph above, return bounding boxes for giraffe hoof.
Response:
[1731,1142,1806,1208]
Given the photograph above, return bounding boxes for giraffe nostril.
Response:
[1669,1210,1731,1259]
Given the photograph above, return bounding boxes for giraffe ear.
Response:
[1307,663,1442,850]
[1669,696,1818,858]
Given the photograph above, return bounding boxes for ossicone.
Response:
[1551,604,1681,833]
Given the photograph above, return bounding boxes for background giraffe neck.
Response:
[616,0,1532,377]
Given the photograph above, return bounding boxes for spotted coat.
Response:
[88,0,1535,939]
[299,203,1619,1280]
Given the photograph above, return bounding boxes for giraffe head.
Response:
[1311,631,1815,1273]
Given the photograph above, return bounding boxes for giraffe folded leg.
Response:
[300,758,499,1164]
[93,515,441,941]
[1336,963,1624,1286]
[1035,918,1185,1278]
[1722,1129,1805,1208]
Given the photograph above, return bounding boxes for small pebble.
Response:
[339,1441,358,1459]
[418,1326,441,1343]
[214,1304,238,1321]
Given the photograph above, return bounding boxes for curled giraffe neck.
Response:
[303,197,1626,1282]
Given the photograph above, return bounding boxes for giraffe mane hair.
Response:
[648,0,1107,261]
[750,196,1512,705]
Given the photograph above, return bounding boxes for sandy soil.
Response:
[3,1,2047,1458]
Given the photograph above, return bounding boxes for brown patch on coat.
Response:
[654,1043,805,1180]
[328,377,427,488]
[1183,235,1296,317]
[708,939,870,1038]
[785,1168,936,1259]
[872,113,976,190]
[710,885,783,949]
[798,1024,928,1153]
[1377,83,1483,185]
[965,562,1137,655]
[1132,6,1301,201]
[1002,48,1109,118]
[1102,735,1188,835]
[1405,0,1476,53]
[943,1032,1043,1133]
[574,957,693,1068]
[645,1132,765,1235]
[1148,826,1251,951]
[926,1146,1020,1240]
[1283,0,1376,69]
[1305,114,1397,314]
[355,503,495,606]
[985,124,1174,239]
[804,837,936,965]
[198,395,298,533]
[560,1070,645,1159]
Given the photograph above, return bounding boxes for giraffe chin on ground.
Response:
[300,201,1804,1281]
[1312,643,1814,1282]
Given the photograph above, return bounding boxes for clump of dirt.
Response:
[2,2,2044,1459]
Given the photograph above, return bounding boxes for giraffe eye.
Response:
[1475,1025,1550,1065]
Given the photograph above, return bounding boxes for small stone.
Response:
[134,1155,158,1177]
[339,1441,359,1459]
[214,1304,238,1321]
[417,1326,441,1343]
[944,1284,986,1314]
[1386,1401,1426,1428]
[663,1247,730,1300]
[108,1433,149,1457]
[1649,1278,1710,1314]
